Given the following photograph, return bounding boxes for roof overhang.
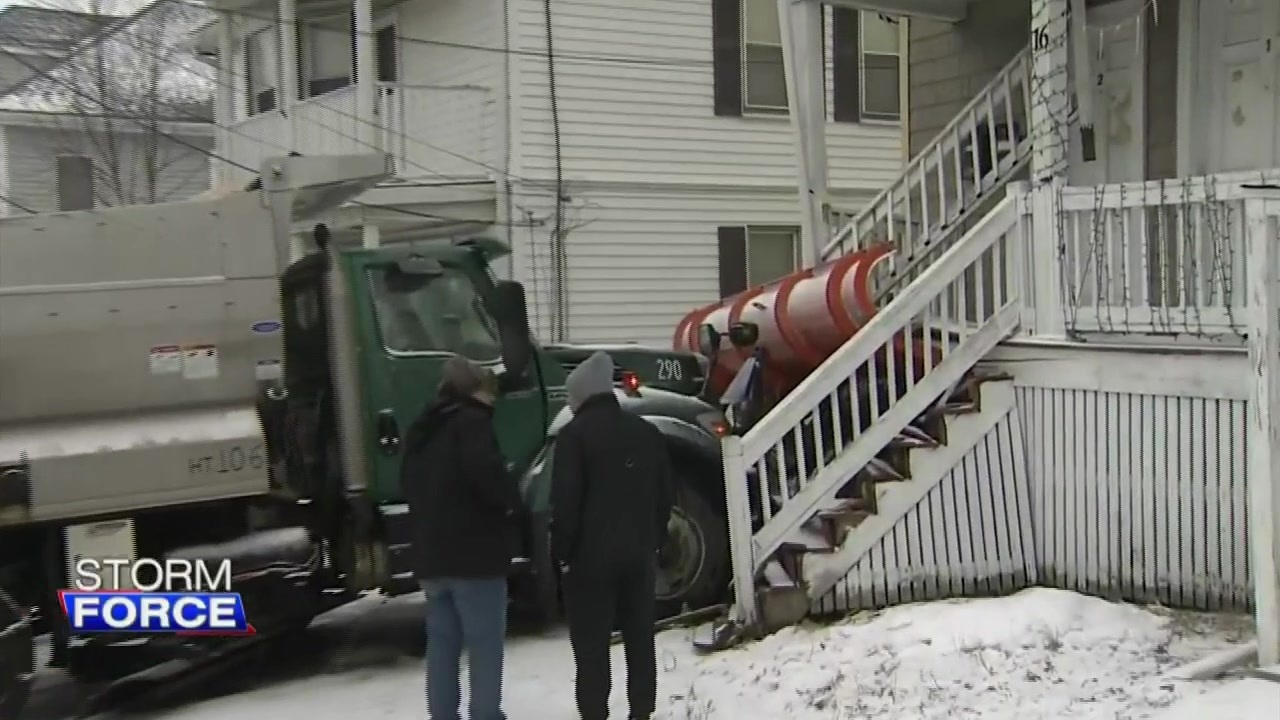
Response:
[828,0,983,23]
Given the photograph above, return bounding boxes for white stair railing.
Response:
[824,46,1032,268]
[728,194,1024,584]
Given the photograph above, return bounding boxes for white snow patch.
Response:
[131,589,1260,720]
[659,588,1252,719]
[1150,676,1280,719]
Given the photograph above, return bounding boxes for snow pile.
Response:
[0,0,214,119]
[656,588,1251,719]
[38,589,1260,720]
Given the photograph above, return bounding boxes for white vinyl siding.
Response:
[513,0,903,190]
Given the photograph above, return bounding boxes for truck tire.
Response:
[656,480,728,619]
[0,588,33,720]
[524,511,562,631]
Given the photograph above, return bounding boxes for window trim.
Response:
[297,11,399,100]
[730,2,902,124]
[858,12,902,123]
[297,14,354,100]
[740,0,788,115]
[244,27,278,117]
[745,225,801,287]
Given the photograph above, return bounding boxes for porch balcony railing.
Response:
[221,82,494,186]
[1053,169,1280,340]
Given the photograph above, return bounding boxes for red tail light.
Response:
[620,371,641,394]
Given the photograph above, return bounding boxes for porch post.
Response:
[1026,0,1070,338]
[215,14,235,188]
[353,0,377,150]
[1245,192,1280,667]
[722,435,758,628]
[777,0,829,267]
[278,0,298,149]
[1029,0,1070,183]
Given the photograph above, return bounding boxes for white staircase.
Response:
[825,46,1032,301]
[722,194,1025,633]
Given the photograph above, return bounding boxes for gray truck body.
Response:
[0,154,392,525]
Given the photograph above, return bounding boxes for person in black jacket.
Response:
[399,356,521,720]
[551,351,675,720]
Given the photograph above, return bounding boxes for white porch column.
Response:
[777,0,829,267]
[1029,0,1070,183]
[353,0,377,150]
[215,14,236,188]
[278,0,298,149]
[1245,192,1280,667]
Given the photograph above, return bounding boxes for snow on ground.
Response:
[88,588,1269,720]
[1151,673,1280,720]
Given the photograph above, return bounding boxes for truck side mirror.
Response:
[490,280,533,381]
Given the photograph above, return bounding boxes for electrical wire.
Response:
[542,0,566,342]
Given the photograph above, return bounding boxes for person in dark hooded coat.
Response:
[399,355,521,720]
[551,351,675,720]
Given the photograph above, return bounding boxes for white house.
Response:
[701,0,1280,669]
[191,0,910,345]
[0,1,214,215]
[0,4,113,95]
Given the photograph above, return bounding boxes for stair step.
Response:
[761,559,798,588]
[778,525,835,554]
[864,456,907,481]
[816,508,871,546]
[894,424,940,448]
[939,400,980,416]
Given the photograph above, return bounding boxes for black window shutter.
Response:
[295,22,305,99]
[244,39,254,114]
[717,226,748,298]
[711,0,742,117]
[832,8,861,123]
[376,25,398,82]
[350,9,358,82]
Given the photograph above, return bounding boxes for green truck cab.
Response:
[272,230,730,621]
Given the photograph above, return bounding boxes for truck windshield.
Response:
[368,265,501,361]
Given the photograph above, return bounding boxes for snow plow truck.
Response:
[0,154,735,715]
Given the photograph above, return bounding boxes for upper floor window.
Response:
[860,12,901,121]
[244,28,277,115]
[742,0,786,112]
[299,16,353,98]
[711,0,901,123]
[297,16,399,99]
[716,225,800,297]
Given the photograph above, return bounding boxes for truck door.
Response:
[352,255,547,504]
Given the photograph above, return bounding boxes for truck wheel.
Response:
[655,481,728,619]
[525,511,561,630]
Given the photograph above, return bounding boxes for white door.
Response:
[1070,1,1147,185]
[1201,0,1280,173]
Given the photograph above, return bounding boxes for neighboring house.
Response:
[0,5,113,94]
[192,0,910,344]
[0,1,214,216]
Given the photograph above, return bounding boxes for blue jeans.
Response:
[420,577,508,720]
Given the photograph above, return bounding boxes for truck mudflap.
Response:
[0,587,34,719]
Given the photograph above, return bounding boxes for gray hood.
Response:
[566,350,615,411]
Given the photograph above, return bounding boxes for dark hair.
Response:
[437,355,497,399]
